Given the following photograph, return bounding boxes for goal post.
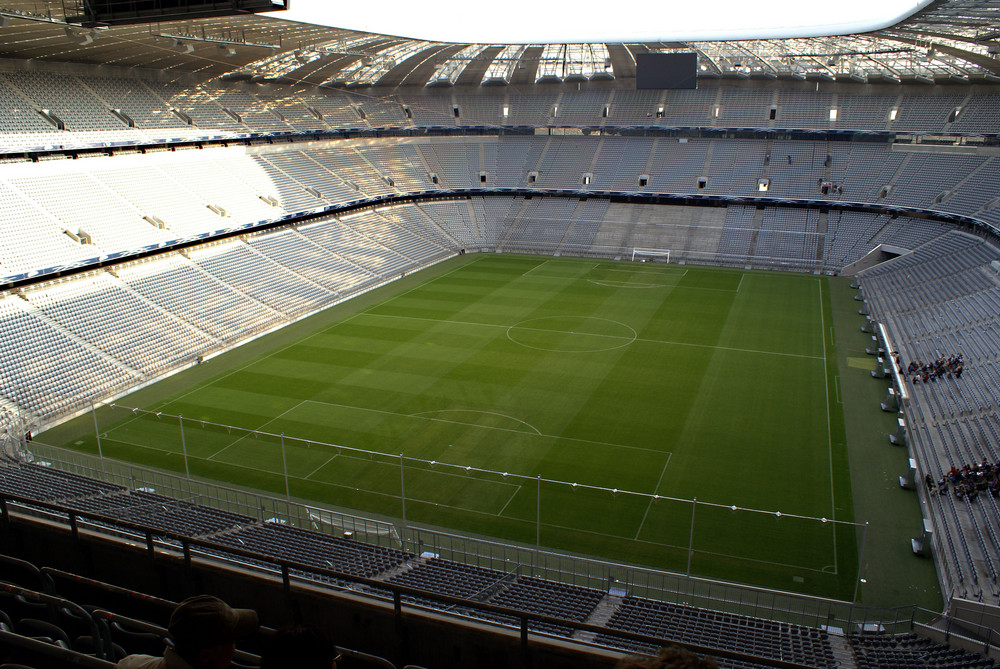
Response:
[631,248,670,263]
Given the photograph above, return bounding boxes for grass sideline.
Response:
[46,255,858,599]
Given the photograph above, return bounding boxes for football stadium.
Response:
[0,0,999,666]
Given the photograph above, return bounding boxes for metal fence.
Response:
[21,440,400,548]
[64,401,871,599]
[13,432,927,634]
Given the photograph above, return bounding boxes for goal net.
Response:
[306,506,403,548]
[631,248,670,263]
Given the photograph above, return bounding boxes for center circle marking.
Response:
[505,316,637,353]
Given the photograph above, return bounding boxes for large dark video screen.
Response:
[70,0,287,27]
[636,52,698,89]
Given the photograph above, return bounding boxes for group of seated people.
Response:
[907,354,965,383]
[925,459,1000,500]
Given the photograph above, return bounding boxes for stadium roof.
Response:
[0,0,997,87]
[263,0,933,44]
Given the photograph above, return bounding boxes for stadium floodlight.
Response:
[64,27,96,45]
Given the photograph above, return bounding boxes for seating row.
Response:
[2,136,997,279]
[857,232,1000,602]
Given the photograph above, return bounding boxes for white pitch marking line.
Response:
[111,431,829,574]
[633,452,673,540]
[301,399,665,455]
[817,278,839,574]
[304,453,340,480]
[537,518,834,575]
[360,312,824,360]
[497,484,523,517]
[149,257,481,413]
[208,399,307,461]
[520,259,562,277]
[411,409,543,435]
[589,280,738,293]
[100,437,178,455]
[600,268,688,276]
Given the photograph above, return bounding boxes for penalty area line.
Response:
[207,399,307,462]
[520,259,558,277]
[300,399,666,455]
[633,451,673,541]
[304,453,340,480]
[497,484,523,517]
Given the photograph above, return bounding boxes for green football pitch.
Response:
[56,254,857,599]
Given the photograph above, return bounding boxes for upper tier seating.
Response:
[0,72,993,149]
[1,136,996,279]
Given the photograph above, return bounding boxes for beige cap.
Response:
[168,595,259,651]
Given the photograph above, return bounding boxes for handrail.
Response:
[0,581,106,659]
[0,628,116,668]
[2,492,824,669]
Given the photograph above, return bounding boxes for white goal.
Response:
[631,248,671,263]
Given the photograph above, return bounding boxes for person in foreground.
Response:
[615,645,719,669]
[260,623,339,669]
[116,594,259,669]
